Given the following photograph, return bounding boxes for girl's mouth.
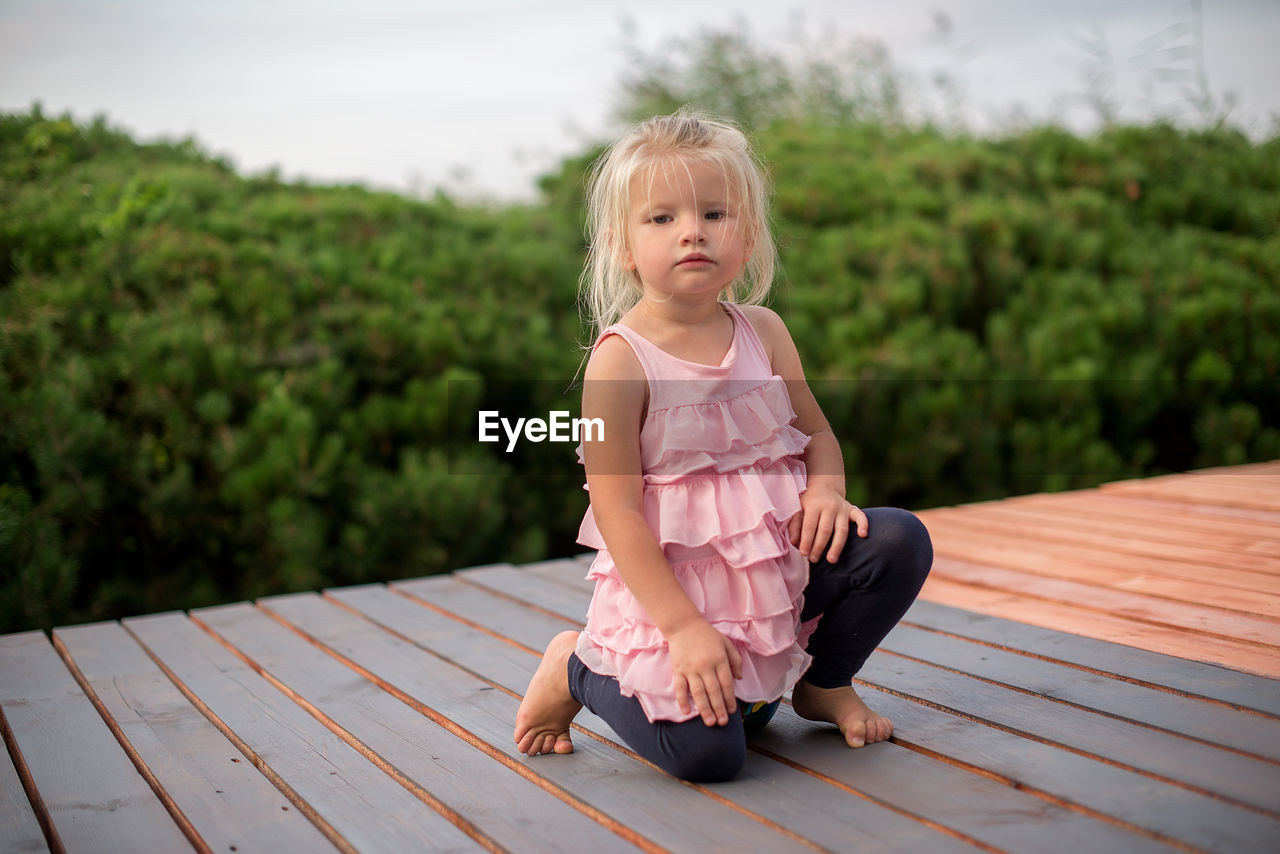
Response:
[678,253,713,265]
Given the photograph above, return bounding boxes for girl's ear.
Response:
[605,227,636,271]
[740,222,757,266]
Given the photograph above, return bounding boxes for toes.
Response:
[843,719,867,748]
[862,716,892,744]
[553,734,574,755]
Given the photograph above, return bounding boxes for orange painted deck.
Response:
[3,465,1279,853]
[914,460,1280,679]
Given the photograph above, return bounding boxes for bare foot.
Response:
[791,680,892,748]
[514,631,583,756]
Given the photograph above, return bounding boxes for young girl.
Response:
[514,111,932,783]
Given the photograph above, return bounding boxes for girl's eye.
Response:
[651,214,671,224]
[705,210,726,221]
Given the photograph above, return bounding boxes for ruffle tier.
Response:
[640,376,811,480]
[575,375,810,483]
[578,457,807,564]
[576,545,814,723]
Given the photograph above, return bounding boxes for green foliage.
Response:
[3,96,1277,632]
[753,120,1279,507]
[1,107,586,631]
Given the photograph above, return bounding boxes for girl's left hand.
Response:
[788,486,868,564]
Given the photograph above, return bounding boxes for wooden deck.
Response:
[913,460,1280,679]
[3,465,1279,853]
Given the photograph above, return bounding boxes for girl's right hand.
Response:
[666,619,744,726]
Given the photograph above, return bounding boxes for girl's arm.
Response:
[581,335,743,726]
[741,306,869,563]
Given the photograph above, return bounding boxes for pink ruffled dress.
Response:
[575,302,818,723]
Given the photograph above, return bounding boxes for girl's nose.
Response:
[681,220,704,244]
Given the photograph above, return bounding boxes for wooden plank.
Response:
[752,708,1184,854]
[1136,475,1280,500]
[1024,492,1280,540]
[53,621,339,854]
[397,577,1180,854]
[493,558,597,597]
[327,585,985,854]
[0,631,190,853]
[917,575,1280,678]
[394,576,580,654]
[457,565,595,621]
[878,623,1280,760]
[1101,476,1280,512]
[927,556,1280,647]
[524,557,597,595]
[902,600,1280,717]
[925,504,1280,580]
[264,590,828,854]
[193,600,642,854]
[122,612,483,853]
[920,516,1280,612]
[945,497,1280,558]
[1184,461,1280,476]
[0,712,48,854]
[855,651,1280,815]
[853,683,1280,853]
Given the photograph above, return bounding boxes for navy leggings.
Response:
[566,506,932,782]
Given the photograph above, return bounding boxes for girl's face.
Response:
[622,158,751,304]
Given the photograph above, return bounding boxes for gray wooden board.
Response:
[856,652,1280,816]
[902,599,1280,717]
[54,621,339,854]
[0,707,48,854]
[396,576,1180,854]
[454,566,1280,851]
[524,558,597,595]
[259,591,821,854]
[323,585,624,746]
[751,707,1179,854]
[194,600,640,854]
[457,564,595,621]
[855,683,1280,852]
[878,622,1280,761]
[326,584,982,854]
[394,576,580,654]
[122,612,482,853]
[0,631,191,854]
[507,559,597,594]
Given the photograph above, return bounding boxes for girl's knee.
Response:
[867,507,933,579]
[658,724,746,782]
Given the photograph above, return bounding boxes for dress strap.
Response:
[720,302,773,376]
[594,323,661,385]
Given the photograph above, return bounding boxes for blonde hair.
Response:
[580,109,777,341]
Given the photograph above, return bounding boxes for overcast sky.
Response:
[3,0,1277,200]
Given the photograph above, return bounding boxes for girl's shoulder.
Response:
[732,303,792,366]
[584,328,647,383]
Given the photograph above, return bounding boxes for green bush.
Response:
[2,104,1277,632]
